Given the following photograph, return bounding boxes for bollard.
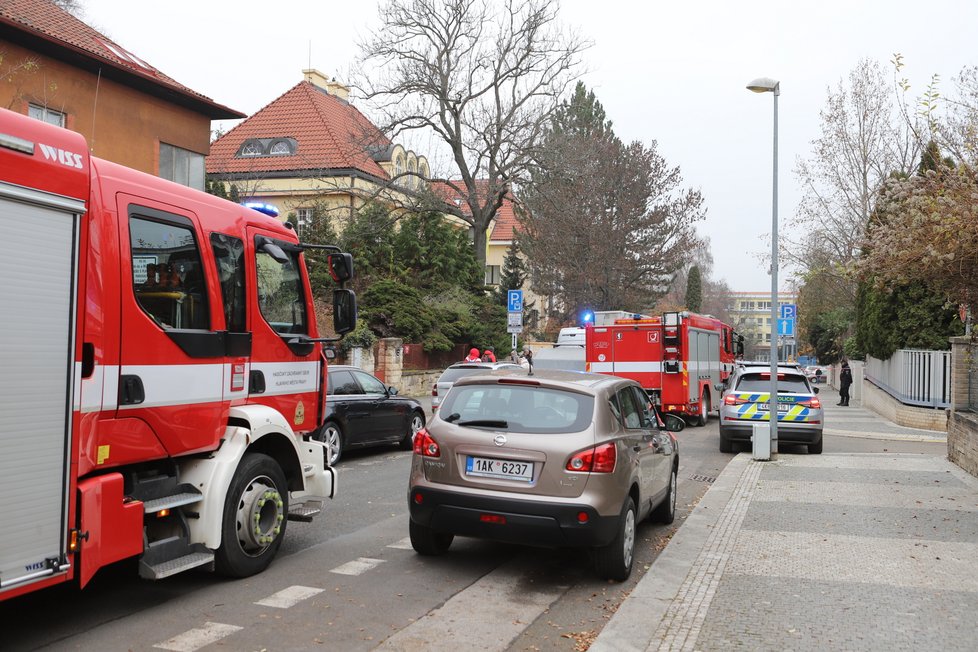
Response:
[752,422,771,460]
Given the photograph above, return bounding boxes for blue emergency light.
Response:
[243,201,280,218]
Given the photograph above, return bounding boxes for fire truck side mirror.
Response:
[328,253,354,283]
[333,288,357,335]
[258,239,290,264]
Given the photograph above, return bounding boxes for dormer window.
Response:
[235,137,298,158]
[240,140,263,157]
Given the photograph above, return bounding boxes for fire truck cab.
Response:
[586,311,741,425]
[0,108,356,601]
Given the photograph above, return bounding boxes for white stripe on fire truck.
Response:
[589,361,668,373]
[74,361,320,411]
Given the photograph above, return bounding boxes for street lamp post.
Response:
[747,76,780,459]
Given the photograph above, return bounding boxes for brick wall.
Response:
[948,411,978,478]
[948,336,978,478]
[861,379,948,431]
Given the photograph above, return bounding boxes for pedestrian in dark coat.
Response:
[838,359,852,406]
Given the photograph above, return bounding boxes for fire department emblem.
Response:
[295,401,305,425]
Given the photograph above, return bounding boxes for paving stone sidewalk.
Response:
[593,443,978,650]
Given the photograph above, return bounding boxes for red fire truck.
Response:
[0,108,357,601]
[585,312,742,425]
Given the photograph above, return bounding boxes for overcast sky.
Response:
[81,0,977,292]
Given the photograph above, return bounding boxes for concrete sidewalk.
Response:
[592,407,978,651]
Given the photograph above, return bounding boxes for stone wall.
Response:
[948,411,978,477]
[947,336,978,477]
[861,379,948,431]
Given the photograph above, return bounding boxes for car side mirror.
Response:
[387,386,399,396]
[813,387,819,394]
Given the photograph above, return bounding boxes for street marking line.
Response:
[255,585,324,608]
[387,537,413,550]
[330,557,386,575]
[153,622,242,652]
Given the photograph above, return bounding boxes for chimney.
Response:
[303,68,350,101]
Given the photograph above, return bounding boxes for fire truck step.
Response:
[140,550,215,580]
[287,499,323,522]
[142,489,204,514]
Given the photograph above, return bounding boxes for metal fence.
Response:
[864,350,952,408]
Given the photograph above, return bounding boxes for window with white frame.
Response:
[28,103,65,127]
[296,208,314,234]
[159,143,205,190]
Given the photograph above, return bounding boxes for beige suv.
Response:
[408,368,683,581]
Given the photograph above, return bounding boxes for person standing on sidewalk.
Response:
[838,358,852,406]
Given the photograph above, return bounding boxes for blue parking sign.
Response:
[507,289,523,312]
[780,304,797,320]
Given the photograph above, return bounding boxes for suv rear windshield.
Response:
[438,365,515,384]
[736,373,811,394]
[440,384,594,434]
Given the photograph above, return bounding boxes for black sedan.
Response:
[316,365,426,465]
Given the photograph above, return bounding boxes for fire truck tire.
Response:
[215,453,289,578]
[400,411,426,450]
[318,421,344,466]
[696,391,710,427]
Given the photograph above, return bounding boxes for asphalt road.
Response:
[4,411,945,651]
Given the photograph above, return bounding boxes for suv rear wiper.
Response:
[457,419,509,428]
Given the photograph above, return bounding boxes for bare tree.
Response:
[355,0,587,267]
[789,58,919,306]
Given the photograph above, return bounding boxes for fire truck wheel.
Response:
[400,411,426,450]
[696,391,710,427]
[216,453,289,578]
[319,421,344,466]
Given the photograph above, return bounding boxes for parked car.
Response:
[314,365,426,465]
[805,366,826,384]
[430,361,522,413]
[718,366,823,454]
[408,368,684,581]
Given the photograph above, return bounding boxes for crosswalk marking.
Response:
[387,537,414,550]
[330,557,386,575]
[255,585,325,608]
[153,622,242,652]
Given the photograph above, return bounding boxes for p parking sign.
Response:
[507,290,523,312]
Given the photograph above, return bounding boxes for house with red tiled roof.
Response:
[0,0,243,187]
[206,69,433,233]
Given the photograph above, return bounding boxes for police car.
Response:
[718,366,823,454]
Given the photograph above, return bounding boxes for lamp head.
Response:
[747,77,780,95]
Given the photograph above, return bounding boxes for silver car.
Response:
[430,361,522,413]
[718,367,823,454]
[408,368,683,581]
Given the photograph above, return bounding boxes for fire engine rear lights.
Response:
[480,513,506,525]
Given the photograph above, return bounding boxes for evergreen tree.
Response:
[494,239,529,306]
[685,266,702,313]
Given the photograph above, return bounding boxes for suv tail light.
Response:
[413,428,440,457]
[431,383,437,397]
[799,396,821,409]
[566,442,617,473]
[723,394,746,406]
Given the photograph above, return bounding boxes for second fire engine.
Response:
[585,312,742,425]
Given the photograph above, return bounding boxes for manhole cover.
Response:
[689,474,716,483]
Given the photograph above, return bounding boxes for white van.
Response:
[556,327,586,347]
